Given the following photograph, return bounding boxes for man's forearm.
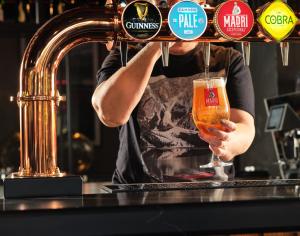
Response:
[92,42,161,127]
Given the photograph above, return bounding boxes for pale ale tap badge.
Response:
[214,0,254,41]
[121,0,162,41]
[257,0,298,42]
[168,0,208,40]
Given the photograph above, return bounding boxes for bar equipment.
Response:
[265,93,300,179]
[4,0,300,198]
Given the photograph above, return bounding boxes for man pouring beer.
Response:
[92,0,255,184]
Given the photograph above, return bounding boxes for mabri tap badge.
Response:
[214,0,254,40]
[168,0,208,40]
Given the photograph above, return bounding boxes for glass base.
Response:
[199,160,233,168]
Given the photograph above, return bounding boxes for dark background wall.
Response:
[237,44,280,178]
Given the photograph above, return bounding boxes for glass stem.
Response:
[211,153,222,166]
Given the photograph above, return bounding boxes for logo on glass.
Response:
[168,0,208,40]
[214,0,254,40]
[122,0,162,40]
[257,0,298,42]
[205,88,219,106]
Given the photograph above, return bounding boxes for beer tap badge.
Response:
[168,0,207,40]
[257,0,298,42]
[214,0,254,41]
[121,0,162,40]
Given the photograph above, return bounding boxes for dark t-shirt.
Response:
[97,43,255,184]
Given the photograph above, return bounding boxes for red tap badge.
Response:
[214,0,254,40]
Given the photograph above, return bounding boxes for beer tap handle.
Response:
[161,42,169,67]
[242,41,251,67]
[120,41,128,67]
[280,42,289,67]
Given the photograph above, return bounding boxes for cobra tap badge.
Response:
[214,0,254,41]
[121,0,162,41]
[257,0,298,42]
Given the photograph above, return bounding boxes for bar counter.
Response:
[1,181,300,235]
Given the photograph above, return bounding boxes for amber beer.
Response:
[192,77,230,134]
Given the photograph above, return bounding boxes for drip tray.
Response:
[102,179,300,193]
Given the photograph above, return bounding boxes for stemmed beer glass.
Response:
[192,77,233,168]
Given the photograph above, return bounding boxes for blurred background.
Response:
[0,0,300,182]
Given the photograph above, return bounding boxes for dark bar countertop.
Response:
[1,180,300,235]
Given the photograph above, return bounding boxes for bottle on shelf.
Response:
[0,0,4,22]
[49,0,54,17]
[18,0,26,23]
[25,0,34,23]
[57,0,65,15]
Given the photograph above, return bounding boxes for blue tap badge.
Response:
[168,0,208,40]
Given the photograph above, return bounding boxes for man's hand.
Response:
[198,119,237,162]
[198,109,255,163]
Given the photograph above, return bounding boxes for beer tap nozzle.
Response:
[280,42,289,67]
[242,41,251,67]
[161,42,169,67]
[120,41,128,67]
[203,42,210,70]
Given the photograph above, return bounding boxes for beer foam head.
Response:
[193,77,225,88]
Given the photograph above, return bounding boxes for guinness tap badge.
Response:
[122,0,162,41]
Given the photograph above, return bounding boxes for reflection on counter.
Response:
[114,183,300,206]
[141,147,234,182]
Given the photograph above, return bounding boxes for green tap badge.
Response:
[257,0,298,42]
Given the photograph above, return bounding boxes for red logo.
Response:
[204,88,219,106]
[214,0,254,40]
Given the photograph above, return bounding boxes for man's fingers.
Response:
[209,144,224,157]
[198,132,224,148]
[207,128,229,141]
[220,119,237,132]
[209,145,231,162]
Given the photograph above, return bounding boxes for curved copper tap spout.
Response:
[17,6,116,176]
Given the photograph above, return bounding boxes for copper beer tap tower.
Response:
[3,0,300,198]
